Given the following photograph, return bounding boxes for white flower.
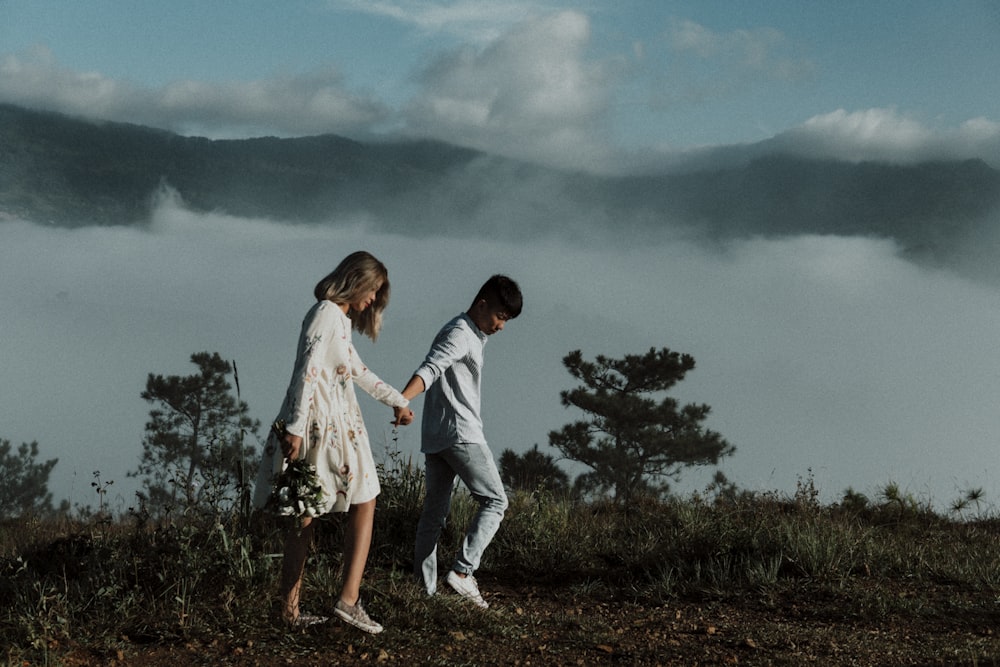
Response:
[267,458,326,519]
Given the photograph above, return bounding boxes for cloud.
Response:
[2,23,997,173]
[0,45,130,117]
[0,46,388,137]
[651,108,1000,174]
[668,19,813,81]
[4,188,1000,512]
[652,18,814,107]
[766,108,1000,166]
[153,70,390,136]
[328,0,560,43]
[0,14,621,170]
[402,10,618,169]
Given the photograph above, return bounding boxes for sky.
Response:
[3,1,1000,169]
[2,1,1000,512]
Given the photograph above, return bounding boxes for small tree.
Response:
[499,444,570,495]
[549,348,734,506]
[132,351,261,514]
[0,440,64,517]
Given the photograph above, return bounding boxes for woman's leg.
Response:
[340,499,376,605]
[279,517,315,621]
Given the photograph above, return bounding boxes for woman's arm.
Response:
[283,302,337,438]
[351,348,415,426]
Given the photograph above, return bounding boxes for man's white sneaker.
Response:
[446,570,489,608]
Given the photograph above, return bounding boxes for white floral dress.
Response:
[254,300,408,513]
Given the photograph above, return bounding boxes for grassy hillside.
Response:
[3,461,1000,665]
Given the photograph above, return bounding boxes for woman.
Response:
[255,251,414,633]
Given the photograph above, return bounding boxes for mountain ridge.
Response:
[2,103,998,258]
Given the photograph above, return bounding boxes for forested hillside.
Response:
[2,103,999,259]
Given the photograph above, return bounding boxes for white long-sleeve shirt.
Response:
[413,313,488,453]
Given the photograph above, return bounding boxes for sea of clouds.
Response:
[3,194,1000,512]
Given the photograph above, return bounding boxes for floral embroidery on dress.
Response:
[303,333,322,355]
[335,464,353,499]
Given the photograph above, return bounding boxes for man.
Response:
[400,274,523,608]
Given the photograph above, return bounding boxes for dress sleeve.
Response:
[283,303,338,436]
[351,344,409,408]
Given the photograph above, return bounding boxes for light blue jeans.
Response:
[414,442,508,594]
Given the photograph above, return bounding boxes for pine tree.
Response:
[549,348,733,506]
[132,352,261,513]
[499,444,570,495]
[0,440,62,517]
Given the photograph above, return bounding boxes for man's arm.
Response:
[401,375,426,402]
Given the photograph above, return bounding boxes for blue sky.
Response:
[2,0,999,170]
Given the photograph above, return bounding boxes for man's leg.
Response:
[413,452,456,594]
[443,442,508,576]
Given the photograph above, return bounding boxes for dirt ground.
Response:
[56,577,1000,666]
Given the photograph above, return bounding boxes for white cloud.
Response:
[328,0,560,43]
[403,10,618,170]
[795,108,932,158]
[0,45,132,116]
[5,194,1000,511]
[0,46,388,137]
[0,19,621,169]
[641,18,815,117]
[769,108,1000,165]
[153,69,389,136]
[3,29,997,173]
[667,18,814,82]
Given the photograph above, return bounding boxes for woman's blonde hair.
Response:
[313,251,390,340]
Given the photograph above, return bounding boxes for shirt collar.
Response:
[460,312,488,343]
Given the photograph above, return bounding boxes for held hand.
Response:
[393,406,415,427]
[281,433,303,460]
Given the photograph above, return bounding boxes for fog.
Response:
[3,191,1000,512]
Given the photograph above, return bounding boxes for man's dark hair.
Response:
[473,275,523,318]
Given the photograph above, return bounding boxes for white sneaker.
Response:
[334,599,384,634]
[445,570,489,608]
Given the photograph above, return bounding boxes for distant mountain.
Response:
[586,155,1000,255]
[0,103,492,229]
[2,103,999,258]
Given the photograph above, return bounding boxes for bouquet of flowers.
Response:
[267,419,326,519]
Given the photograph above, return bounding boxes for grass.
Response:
[4,463,1000,665]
